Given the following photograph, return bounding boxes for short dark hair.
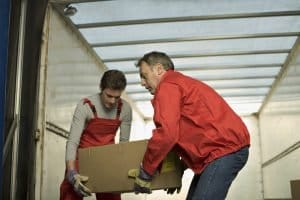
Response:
[100,70,127,91]
[136,51,174,70]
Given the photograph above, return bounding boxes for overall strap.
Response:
[116,99,123,120]
[83,98,98,118]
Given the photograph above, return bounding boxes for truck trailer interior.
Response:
[1,0,300,199]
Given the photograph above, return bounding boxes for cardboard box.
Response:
[290,180,300,200]
[78,140,182,193]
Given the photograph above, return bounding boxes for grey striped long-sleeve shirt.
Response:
[65,93,132,161]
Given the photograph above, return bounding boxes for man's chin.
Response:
[147,89,154,95]
[105,104,115,109]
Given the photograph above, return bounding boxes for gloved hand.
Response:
[128,166,153,194]
[164,186,182,194]
[164,159,186,195]
[67,169,92,197]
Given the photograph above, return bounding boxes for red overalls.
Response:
[60,98,122,200]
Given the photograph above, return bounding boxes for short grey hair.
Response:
[136,51,174,70]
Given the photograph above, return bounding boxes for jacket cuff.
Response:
[142,161,157,176]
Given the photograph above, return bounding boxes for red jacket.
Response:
[142,70,250,175]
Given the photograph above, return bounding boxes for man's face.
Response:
[139,61,161,95]
[100,88,122,109]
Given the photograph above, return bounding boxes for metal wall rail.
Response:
[46,121,69,139]
[262,140,300,168]
[2,116,17,167]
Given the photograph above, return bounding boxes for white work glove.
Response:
[67,169,92,197]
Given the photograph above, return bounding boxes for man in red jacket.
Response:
[131,51,250,199]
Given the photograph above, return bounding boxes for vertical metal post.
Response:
[34,6,51,200]
[10,1,27,199]
[0,0,11,196]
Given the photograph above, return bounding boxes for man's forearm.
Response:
[66,160,76,171]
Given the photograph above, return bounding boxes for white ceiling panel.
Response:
[53,0,300,118]
[79,16,300,44]
[181,67,280,79]
[125,67,280,84]
[126,78,274,94]
[71,0,300,24]
[94,37,296,60]
[104,54,288,73]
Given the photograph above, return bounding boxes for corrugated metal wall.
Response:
[37,7,106,200]
[259,39,300,199]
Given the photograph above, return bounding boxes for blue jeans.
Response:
[186,146,249,200]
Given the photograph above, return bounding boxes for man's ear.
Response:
[156,63,165,75]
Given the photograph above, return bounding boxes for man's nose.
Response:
[109,97,116,104]
[141,79,146,86]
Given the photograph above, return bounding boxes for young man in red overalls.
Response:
[60,70,132,200]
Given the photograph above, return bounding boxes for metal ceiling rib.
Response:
[90,33,300,47]
[126,77,278,86]
[79,17,300,44]
[101,50,290,63]
[75,10,300,28]
[51,0,300,118]
[50,0,111,3]
[126,78,275,92]
[103,54,288,73]
[124,64,282,73]
[70,0,300,23]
